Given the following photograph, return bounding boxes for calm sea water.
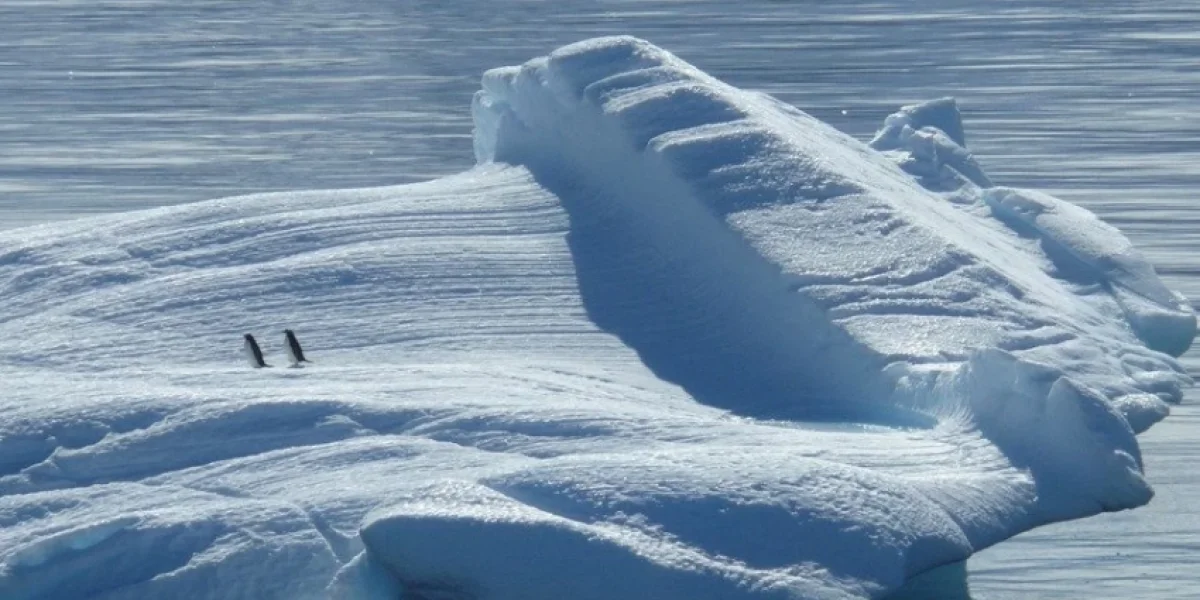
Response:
[2,1,1198,597]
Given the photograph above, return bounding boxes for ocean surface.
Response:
[2,1,1197,597]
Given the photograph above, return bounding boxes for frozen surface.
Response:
[0,36,1194,600]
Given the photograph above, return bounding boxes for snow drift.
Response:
[0,36,1193,600]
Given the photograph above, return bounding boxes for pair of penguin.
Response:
[243,329,310,368]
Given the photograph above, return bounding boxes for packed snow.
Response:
[0,37,1192,600]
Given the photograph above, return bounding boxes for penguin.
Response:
[243,333,271,368]
[283,329,310,367]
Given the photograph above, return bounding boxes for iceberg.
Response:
[0,36,1192,599]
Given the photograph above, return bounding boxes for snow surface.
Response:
[0,37,1193,600]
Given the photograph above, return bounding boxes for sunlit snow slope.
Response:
[0,37,1193,600]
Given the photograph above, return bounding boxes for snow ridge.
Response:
[472,35,1190,515]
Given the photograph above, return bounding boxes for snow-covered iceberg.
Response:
[0,37,1192,600]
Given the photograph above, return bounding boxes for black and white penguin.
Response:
[243,333,271,368]
[283,329,310,367]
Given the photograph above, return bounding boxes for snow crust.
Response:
[0,36,1193,600]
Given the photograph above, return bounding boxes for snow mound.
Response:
[0,36,1192,600]
[869,97,991,190]
[982,186,1196,356]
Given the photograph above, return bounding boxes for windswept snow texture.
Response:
[0,37,1193,600]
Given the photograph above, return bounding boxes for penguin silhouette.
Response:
[243,333,271,368]
[283,329,310,367]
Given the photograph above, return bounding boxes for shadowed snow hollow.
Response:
[0,36,1192,600]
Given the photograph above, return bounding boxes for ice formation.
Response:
[0,36,1192,600]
